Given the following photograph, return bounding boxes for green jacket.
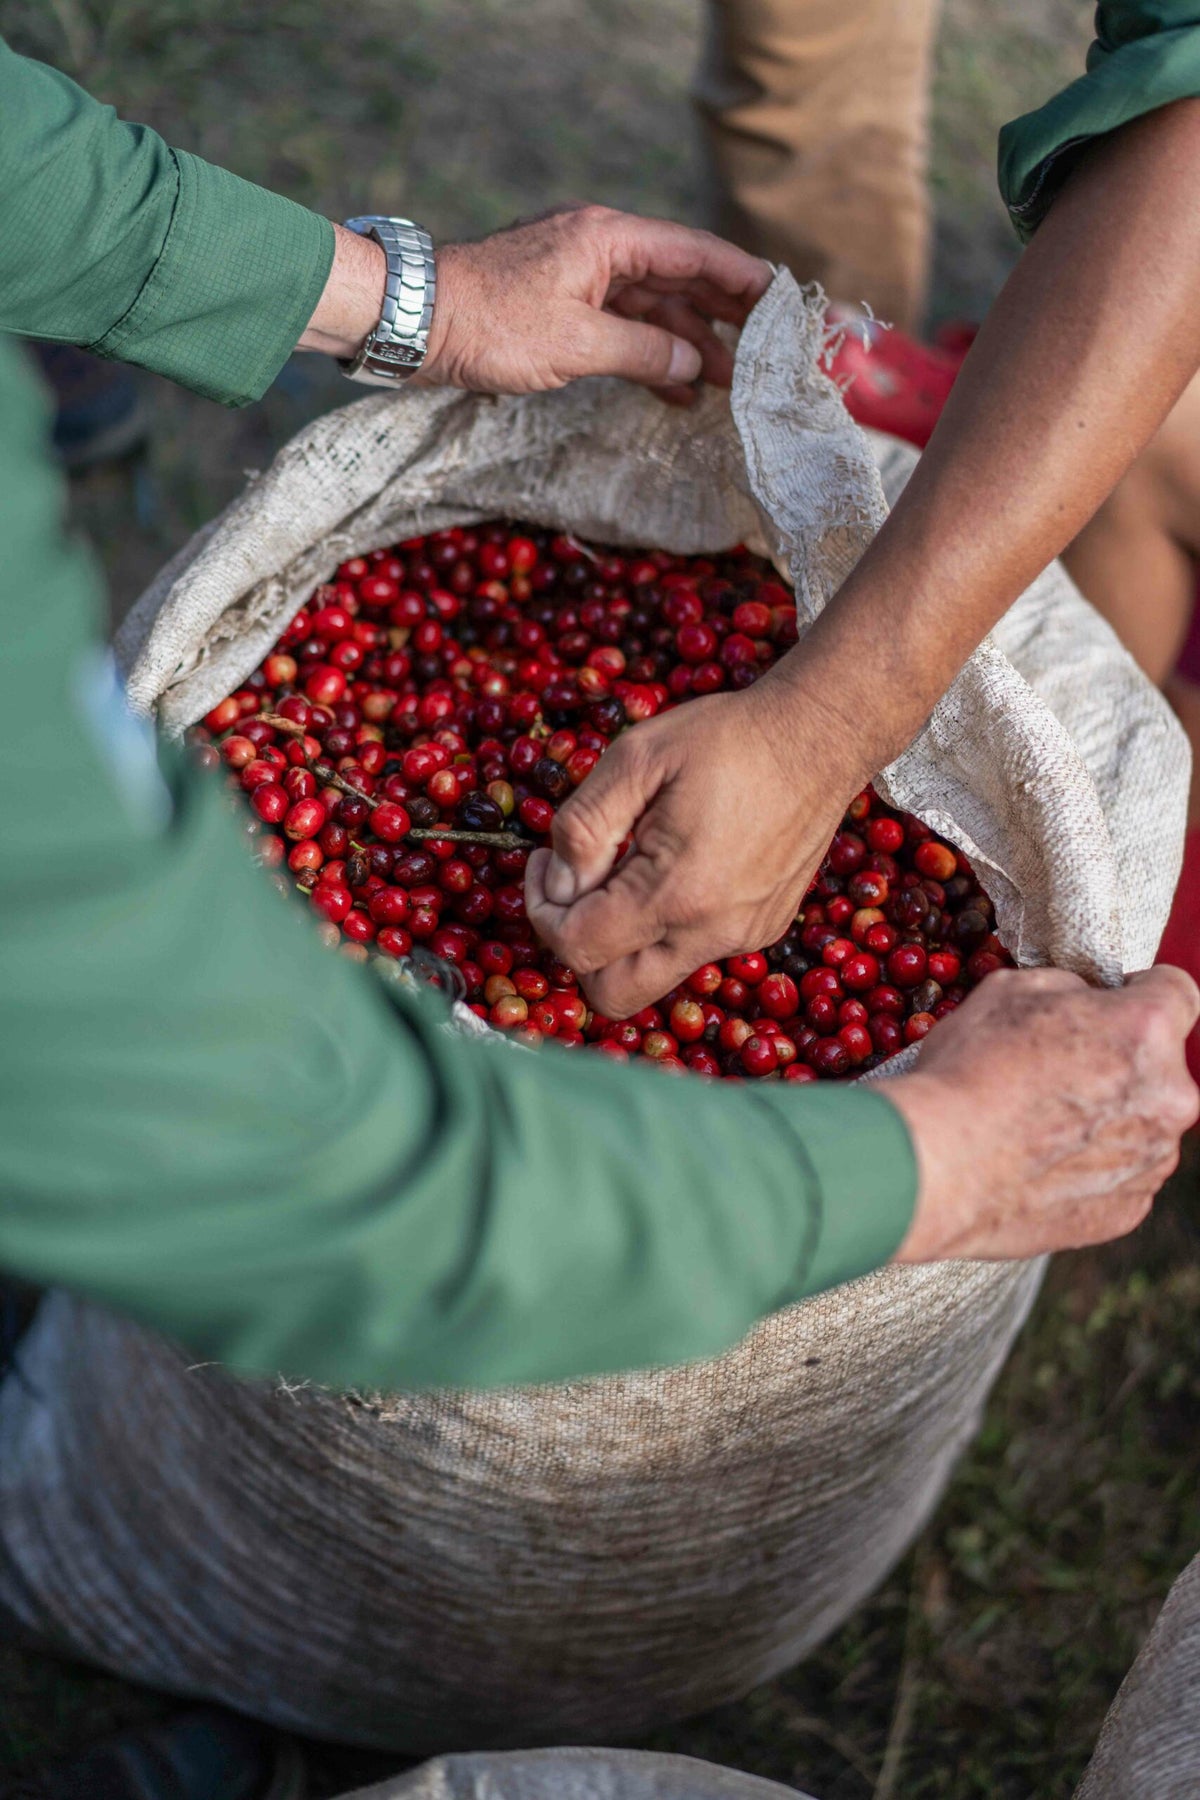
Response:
[1000,3,1200,236]
[0,37,914,1392]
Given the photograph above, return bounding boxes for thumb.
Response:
[572,307,703,388]
[543,732,662,906]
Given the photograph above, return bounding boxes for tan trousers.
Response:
[694,0,939,329]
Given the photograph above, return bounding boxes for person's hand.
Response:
[526,671,866,1017]
[419,205,771,403]
[888,965,1200,1264]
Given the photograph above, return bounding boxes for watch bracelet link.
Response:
[341,216,436,385]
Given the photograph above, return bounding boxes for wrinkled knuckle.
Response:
[635,787,685,849]
[550,919,598,975]
[661,876,707,931]
[1119,1192,1155,1237]
[1034,965,1079,991]
[1120,992,1160,1039]
[1153,1064,1189,1111]
[568,944,604,979]
[1137,983,1178,1021]
[1157,1146,1183,1187]
[1015,965,1073,992]
[615,725,659,779]
[587,973,625,1016]
[1135,999,1181,1060]
[1169,1077,1200,1131]
[572,202,613,235]
[554,795,606,858]
[1153,962,1200,1007]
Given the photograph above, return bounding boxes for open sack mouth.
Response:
[195,518,1013,1082]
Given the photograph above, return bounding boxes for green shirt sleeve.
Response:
[999,3,1200,239]
[0,35,333,404]
[0,337,917,1391]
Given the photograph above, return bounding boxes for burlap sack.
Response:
[1073,1552,1200,1799]
[334,1554,1200,1796]
[0,275,1187,1750]
[340,1549,1200,1798]
[343,1749,813,1800]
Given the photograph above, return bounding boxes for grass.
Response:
[5,4,1196,1796]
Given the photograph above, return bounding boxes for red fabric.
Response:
[933,318,979,358]
[827,314,966,450]
[1158,826,1200,1084]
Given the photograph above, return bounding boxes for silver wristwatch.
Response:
[339,215,436,386]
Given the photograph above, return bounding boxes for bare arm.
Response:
[530,101,1200,1016]
[797,97,1200,765]
[295,222,388,358]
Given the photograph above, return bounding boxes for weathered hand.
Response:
[889,965,1200,1264]
[526,673,865,1017]
[419,204,771,402]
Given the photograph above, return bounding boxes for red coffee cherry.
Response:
[209,523,1008,1085]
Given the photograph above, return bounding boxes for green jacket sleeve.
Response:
[0,338,917,1392]
[0,35,333,404]
[1000,3,1200,238]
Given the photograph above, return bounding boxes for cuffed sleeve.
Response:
[0,36,333,404]
[999,4,1200,239]
[768,1083,917,1298]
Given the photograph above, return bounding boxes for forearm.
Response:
[296,222,386,359]
[1,786,915,1391]
[0,757,915,1394]
[1,725,915,1391]
[767,99,1200,778]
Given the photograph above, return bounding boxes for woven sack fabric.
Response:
[337,1556,1200,1800]
[1073,1553,1200,1799]
[332,1554,1200,1798]
[343,1748,814,1799]
[0,275,1187,1751]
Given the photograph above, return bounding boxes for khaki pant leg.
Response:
[694,0,939,328]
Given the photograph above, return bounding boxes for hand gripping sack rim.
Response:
[0,274,1186,1751]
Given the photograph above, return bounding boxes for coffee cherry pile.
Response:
[193,521,1012,1081]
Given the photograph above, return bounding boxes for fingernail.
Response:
[667,340,702,385]
[544,852,580,906]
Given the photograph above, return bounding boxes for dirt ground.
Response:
[5,4,1199,1798]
